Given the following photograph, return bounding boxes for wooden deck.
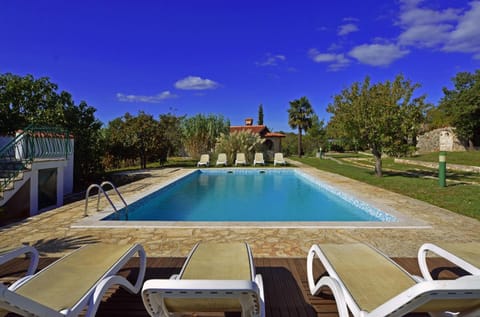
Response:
[0,256,465,317]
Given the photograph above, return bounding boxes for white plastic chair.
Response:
[197,154,210,167]
[273,153,286,166]
[142,242,265,317]
[216,153,228,166]
[0,243,146,317]
[253,153,265,166]
[307,243,480,317]
[235,153,247,166]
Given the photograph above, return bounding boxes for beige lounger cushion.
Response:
[15,243,134,312]
[437,242,480,267]
[165,242,253,312]
[320,244,416,313]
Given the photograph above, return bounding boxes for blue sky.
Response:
[2,1,479,132]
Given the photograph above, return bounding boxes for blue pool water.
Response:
[103,169,396,222]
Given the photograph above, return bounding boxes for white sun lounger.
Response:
[0,245,40,277]
[253,153,265,166]
[307,243,480,317]
[216,153,228,166]
[235,153,247,166]
[197,154,210,167]
[142,242,265,317]
[0,243,146,317]
[418,242,480,281]
[273,153,286,166]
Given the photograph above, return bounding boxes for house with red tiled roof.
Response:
[229,118,285,157]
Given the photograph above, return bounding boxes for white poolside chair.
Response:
[307,243,480,317]
[0,243,146,317]
[418,242,480,281]
[142,242,265,317]
[0,245,40,277]
[273,153,286,166]
[253,153,265,166]
[235,153,247,166]
[216,153,228,166]
[197,154,210,167]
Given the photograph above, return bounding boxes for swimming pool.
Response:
[103,169,396,222]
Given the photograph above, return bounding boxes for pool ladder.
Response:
[84,181,128,219]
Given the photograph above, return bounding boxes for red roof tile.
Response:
[230,125,269,134]
[265,132,286,138]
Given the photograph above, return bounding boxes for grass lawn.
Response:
[294,156,480,220]
[407,151,480,166]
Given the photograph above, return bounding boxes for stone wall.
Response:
[416,127,466,153]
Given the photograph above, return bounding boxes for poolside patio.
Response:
[1,162,478,259]
[0,162,478,316]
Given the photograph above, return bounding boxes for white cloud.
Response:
[348,44,409,66]
[399,24,453,47]
[444,1,480,54]
[256,53,286,66]
[397,0,480,57]
[309,49,350,71]
[338,23,359,36]
[174,76,219,90]
[116,91,177,103]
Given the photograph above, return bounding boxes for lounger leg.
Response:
[307,245,349,317]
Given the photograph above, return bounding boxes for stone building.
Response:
[229,118,285,158]
[416,127,466,153]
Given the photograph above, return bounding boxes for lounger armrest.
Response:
[142,279,264,317]
[143,279,261,295]
[0,246,39,276]
[418,243,480,280]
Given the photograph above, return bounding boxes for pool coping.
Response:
[72,167,431,229]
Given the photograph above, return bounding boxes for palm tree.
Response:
[288,96,314,157]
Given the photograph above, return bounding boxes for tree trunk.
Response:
[468,139,475,150]
[298,127,303,157]
[372,146,382,177]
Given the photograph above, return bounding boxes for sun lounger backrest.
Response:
[180,243,253,280]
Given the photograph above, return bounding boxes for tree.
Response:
[63,101,103,187]
[304,114,327,155]
[327,74,428,176]
[258,104,264,125]
[0,73,61,133]
[104,111,168,169]
[182,114,229,159]
[438,70,480,148]
[0,73,103,189]
[158,113,184,164]
[288,96,314,157]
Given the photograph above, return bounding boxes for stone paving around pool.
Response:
[1,161,479,259]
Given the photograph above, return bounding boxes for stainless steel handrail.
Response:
[84,182,128,219]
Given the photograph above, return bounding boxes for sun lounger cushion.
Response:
[320,244,416,312]
[435,242,480,269]
[14,243,137,312]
